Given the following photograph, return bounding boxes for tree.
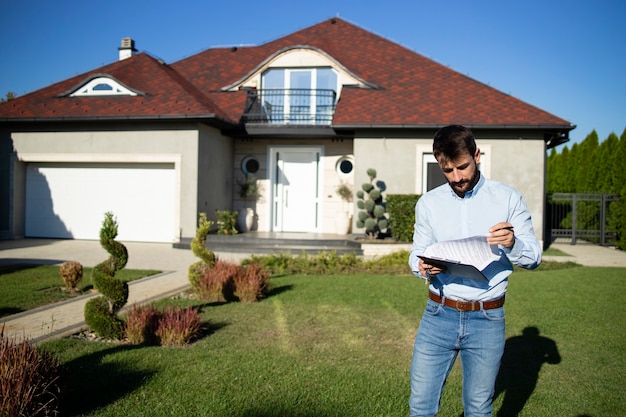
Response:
[596,133,619,192]
[552,146,570,192]
[575,131,599,192]
[0,91,16,103]
[546,148,558,193]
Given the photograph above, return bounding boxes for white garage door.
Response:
[25,163,176,243]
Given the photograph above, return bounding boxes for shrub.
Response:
[244,252,296,276]
[84,212,129,340]
[243,250,411,276]
[125,303,161,345]
[189,212,216,293]
[386,194,421,242]
[84,297,125,340]
[155,306,202,347]
[59,261,83,292]
[233,263,271,302]
[197,260,239,302]
[216,210,238,235]
[0,328,60,416]
[243,251,361,275]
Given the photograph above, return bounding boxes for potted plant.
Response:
[335,181,354,234]
[237,174,259,232]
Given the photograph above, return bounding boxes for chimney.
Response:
[118,37,137,61]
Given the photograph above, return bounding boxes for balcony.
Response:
[242,88,337,125]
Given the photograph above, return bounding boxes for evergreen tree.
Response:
[553,146,570,192]
[613,130,626,249]
[612,129,626,194]
[547,147,558,193]
[597,133,619,192]
[576,131,599,193]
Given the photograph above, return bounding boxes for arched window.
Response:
[70,77,138,97]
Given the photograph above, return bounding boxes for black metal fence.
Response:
[546,193,620,245]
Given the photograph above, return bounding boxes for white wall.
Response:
[354,132,546,242]
[11,124,210,240]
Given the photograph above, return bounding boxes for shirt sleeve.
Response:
[502,192,542,269]
[408,197,435,279]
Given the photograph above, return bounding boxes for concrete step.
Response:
[173,234,363,256]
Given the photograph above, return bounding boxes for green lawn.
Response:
[0,265,159,318]
[40,265,626,417]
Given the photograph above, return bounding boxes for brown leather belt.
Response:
[428,291,505,311]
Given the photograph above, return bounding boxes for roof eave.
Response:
[332,123,575,131]
[0,113,238,128]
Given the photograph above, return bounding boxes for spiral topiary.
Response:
[84,212,129,339]
[188,212,216,293]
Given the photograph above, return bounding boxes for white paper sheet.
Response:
[422,236,500,271]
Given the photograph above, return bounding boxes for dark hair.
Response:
[432,125,477,162]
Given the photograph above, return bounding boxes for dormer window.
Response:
[233,46,377,126]
[260,67,338,124]
[69,76,138,97]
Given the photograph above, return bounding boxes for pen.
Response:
[495,226,514,232]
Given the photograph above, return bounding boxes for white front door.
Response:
[270,147,321,232]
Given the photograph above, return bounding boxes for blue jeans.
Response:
[409,299,505,417]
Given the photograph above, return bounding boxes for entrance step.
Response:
[174,233,363,256]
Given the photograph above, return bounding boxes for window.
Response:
[336,156,354,176]
[70,77,138,97]
[423,154,446,192]
[416,144,491,194]
[241,156,260,175]
[261,68,338,124]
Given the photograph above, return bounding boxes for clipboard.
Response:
[418,255,488,281]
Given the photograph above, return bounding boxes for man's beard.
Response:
[450,171,480,195]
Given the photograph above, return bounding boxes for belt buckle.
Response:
[455,299,467,311]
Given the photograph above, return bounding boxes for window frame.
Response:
[415,144,491,194]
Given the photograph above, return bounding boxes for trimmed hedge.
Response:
[386,194,421,243]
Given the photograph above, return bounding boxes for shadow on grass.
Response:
[493,326,561,417]
[195,320,229,342]
[266,284,293,298]
[58,344,155,416]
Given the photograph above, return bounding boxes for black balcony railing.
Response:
[242,88,337,125]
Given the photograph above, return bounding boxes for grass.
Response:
[38,264,625,417]
[0,265,160,318]
[543,246,570,256]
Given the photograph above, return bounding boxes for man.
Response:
[407,125,542,417]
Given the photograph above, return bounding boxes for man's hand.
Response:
[488,222,515,248]
[418,259,444,278]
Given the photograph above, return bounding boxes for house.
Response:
[0,18,573,245]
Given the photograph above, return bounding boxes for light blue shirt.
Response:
[409,173,542,301]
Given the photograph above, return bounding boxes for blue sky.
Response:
[1,0,624,148]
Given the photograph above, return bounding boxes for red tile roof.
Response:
[1,18,572,130]
[0,53,234,121]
